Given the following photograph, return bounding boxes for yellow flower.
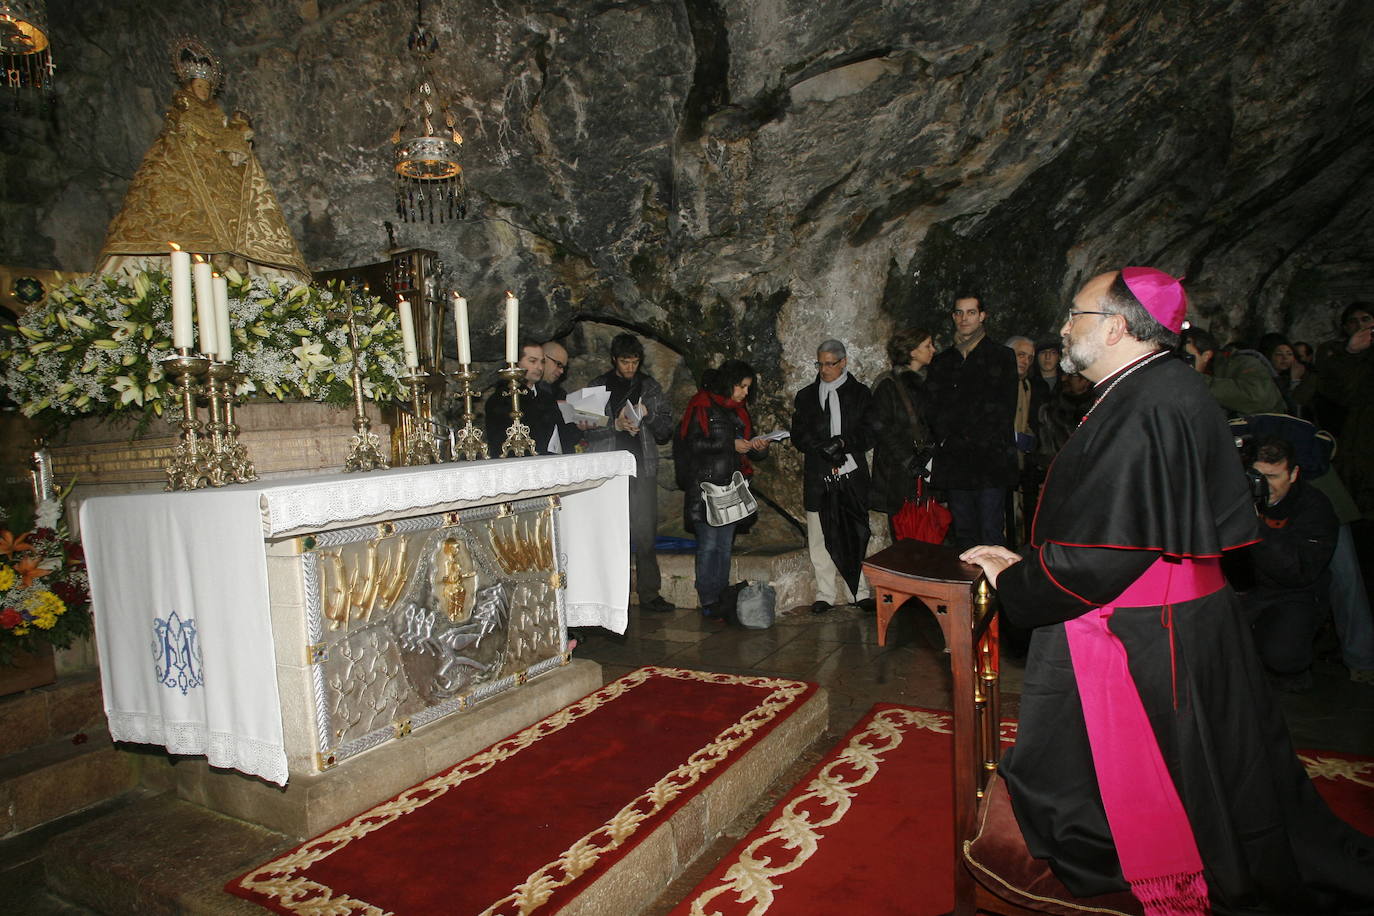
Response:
[0,564,15,590]
[23,590,65,626]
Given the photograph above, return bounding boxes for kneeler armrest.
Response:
[861,541,1141,916]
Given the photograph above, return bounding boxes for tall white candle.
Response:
[504,291,519,364]
[192,256,218,358]
[213,274,232,362]
[169,243,194,351]
[398,298,420,369]
[453,292,471,365]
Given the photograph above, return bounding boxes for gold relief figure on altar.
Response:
[487,509,554,574]
[319,537,410,630]
[432,536,477,624]
[96,37,309,281]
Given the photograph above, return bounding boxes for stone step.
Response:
[0,728,139,839]
[655,546,817,611]
[42,683,829,916]
[0,671,107,759]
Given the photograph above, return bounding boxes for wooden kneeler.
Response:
[863,541,1141,916]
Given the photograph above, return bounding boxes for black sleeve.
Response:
[995,543,1160,628]
[847,383,877,453]
[791,389,824,456]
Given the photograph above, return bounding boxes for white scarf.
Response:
[818,370,858,476]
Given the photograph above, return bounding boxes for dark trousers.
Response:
[1245,589,1324,675]
[630,473,661,602]
[694,520,737,607]
[948,487,1007,550]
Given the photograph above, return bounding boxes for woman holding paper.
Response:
[676,360,770,617]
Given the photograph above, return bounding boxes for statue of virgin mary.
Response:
[96,38,310,281]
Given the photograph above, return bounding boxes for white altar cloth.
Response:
[80,452,635,785]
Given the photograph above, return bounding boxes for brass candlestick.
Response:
[342,309,388,472]
[162,351,211,491]
[403,371,442,465]
[220,368,259,484]
[498,365,536,458]
[450,366,489,461]
[203,362,233,487]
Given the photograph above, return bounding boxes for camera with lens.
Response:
[1235,435,1269,510]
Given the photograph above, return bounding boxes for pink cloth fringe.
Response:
[1063,556,1224,916]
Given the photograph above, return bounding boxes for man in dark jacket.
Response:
[927,296,1019,549]
[791,339,875,614]
[485,339,560,455]
[583,333,676,613]
[1242,435,1339,691]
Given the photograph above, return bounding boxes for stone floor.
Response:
[4,594,1373,915]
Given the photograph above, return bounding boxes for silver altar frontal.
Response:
[78,453,634,797]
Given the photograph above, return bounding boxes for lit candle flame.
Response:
[169,241,182,252]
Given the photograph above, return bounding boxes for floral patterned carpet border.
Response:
[227,666,817,915]
[670,704,1374,916]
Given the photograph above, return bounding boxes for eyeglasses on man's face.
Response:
[543,356,566,371]
[814,358,845,369]
[1064,309,1112,324]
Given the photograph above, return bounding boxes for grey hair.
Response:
[1004,335,1034,349]
[817,339,847,359]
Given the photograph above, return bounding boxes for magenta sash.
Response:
[1062,556,1223,916]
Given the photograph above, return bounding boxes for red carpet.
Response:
[671,703,1374,916]
[228,666,817,915]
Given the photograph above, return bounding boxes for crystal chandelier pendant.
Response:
[390,1,467,223]
[1,0,56,100]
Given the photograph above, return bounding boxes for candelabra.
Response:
[449,366,489,460]
[162,351,211,491]
[402,371,442,465]
[217,366,259,484]
[342,309,388,472]
[497,365,536,458]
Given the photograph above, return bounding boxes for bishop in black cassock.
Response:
[963,269,1374,915]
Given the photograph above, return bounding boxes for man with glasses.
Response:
[539,338,582,453]
[961,268,1373,914]
[927,295,1019,549]
[791,339,876,614]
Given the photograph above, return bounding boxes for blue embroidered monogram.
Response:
[153,610,205,695]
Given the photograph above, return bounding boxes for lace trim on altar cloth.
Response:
[258,452,636,535]
[107,711,289,786]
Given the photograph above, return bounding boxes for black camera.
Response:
[1236,435,1269,509]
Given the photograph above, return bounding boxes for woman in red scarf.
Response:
[677,360,771,616]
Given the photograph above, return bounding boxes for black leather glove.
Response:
[818,435,848,466]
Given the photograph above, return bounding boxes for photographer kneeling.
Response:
[1242,436,1339,691]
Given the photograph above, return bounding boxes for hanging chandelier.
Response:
[0,0,55,96]
[390,0,467,224]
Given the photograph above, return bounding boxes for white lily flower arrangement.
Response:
[0,269,409,429]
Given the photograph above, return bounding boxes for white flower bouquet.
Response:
[0,269,408,428]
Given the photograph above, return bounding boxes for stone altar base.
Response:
[43,669,829,916]
[140,658,605,840]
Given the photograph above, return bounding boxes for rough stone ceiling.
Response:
[3,0,1372,384]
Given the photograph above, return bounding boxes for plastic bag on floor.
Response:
[728,581,776,630]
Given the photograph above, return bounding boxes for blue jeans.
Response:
[948,487,1007,550]
[695,521,737,608]
[1331,523,1374,670]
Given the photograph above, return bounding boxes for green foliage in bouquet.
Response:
[0,269,408,429]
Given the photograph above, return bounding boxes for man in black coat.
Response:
[1242,435,1339,691]
[790,339,876,615]
[485,339,560,455]
[927,296,1019,549]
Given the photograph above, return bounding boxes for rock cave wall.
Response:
[3,0,1372,517]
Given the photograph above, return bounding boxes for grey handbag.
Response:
[700,470,759,527]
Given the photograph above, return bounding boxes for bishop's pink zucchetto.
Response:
[1121,266,1187,334]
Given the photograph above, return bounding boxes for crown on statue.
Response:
[169,36,222,93]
